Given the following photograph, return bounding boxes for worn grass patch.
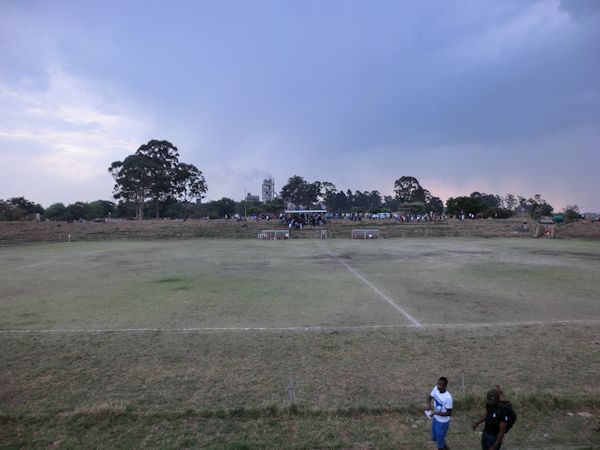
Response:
[154,277,186,283]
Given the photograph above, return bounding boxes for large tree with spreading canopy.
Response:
[109,140,206,219]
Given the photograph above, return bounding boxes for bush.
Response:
[0,200,23,220]
[486,207,515,219]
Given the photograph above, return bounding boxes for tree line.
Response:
[275,175,560,220]
[1,138,582,222]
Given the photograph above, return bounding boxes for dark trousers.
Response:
[482,431,502,450]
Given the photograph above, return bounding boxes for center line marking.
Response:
[316,242,421,327]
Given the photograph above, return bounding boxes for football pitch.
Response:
[1,238,600,448]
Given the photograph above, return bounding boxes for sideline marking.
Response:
[316,242,421,327]
[1,319,599,334]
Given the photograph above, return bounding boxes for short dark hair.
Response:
[438,377,448,385]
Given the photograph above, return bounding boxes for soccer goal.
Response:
[351,229,379,239]
[258,230,290,240]
[316,229,329,239]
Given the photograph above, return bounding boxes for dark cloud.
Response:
[1,0,599,211]
[559,0,600,19]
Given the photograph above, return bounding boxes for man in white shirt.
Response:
[427,376,453,450]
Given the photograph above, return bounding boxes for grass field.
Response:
[1,238,600,448]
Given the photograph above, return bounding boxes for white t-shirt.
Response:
[430,386,453,423]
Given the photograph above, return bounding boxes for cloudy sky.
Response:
[1,0,599,211]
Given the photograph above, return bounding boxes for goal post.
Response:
[258,230,290,240]
[316,229,329,239]
[351,229,379,239]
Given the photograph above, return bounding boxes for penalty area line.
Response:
[316,242,421,327]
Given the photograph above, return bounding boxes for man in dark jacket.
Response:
[471,386,509,450]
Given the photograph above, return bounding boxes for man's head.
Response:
[486,385,502,408]
[437,377,448,393]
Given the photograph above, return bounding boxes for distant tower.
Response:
[262,178,275,202]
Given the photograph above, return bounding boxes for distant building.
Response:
[246,192,260,202]
[262,178,275,202]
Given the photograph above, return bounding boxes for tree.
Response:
[352,191,370,212]
[280,176,321,209]
[45,203,67,221]
[504,193,517,210]
[382,195,400,212]
[135,140,180,218]
[0,200,23,220]
[563,205,580,222]
[350,190,382,213]
[445,196,486,216]
[526,194,553,219]
[321,182,337,199]
[114,201,136,219]
[322,182,338,211]
[88,200,116,219]
[173,163,207,219]
[211,197,236,218]
[280,175,306,208]
[394,176,426,203]
[426,195,444,214]
[393,176,442,213]
[306,181,323,208]
[62,202,88,221]
[108,139,200,220]
[470,192,501,209]
[486,207,515,219]
[7,197,44,216]
[264,198,284,214]
[109,153,156,219]
[238,199,264,217]
[368,190,383,212]
[326,190,350,212]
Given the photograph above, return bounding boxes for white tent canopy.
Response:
[284,210,327,214]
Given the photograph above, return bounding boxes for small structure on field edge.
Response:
[534,216,555,238]
[258,230,290,240]
[352,229,380,239]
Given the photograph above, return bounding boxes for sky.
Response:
[1,0,599,212]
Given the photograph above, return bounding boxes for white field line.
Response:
[316,241,421,327]
[1,319,600,334]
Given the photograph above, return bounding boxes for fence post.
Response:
[287,374,295,403]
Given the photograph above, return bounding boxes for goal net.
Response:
[258,230,290,240]
[316,229,329,239]
[351,229,379,239]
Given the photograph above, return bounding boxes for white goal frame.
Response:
[351,229,379,239]
[316,229,329,239]
[258,230,290,240]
